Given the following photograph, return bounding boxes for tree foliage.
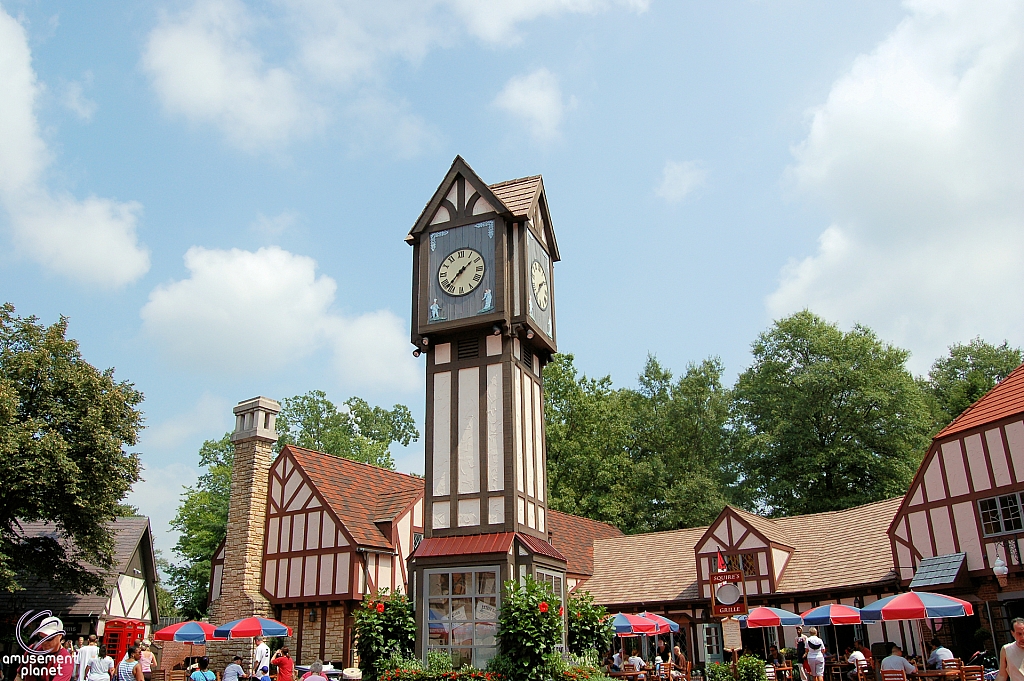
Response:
[544,354,731,533]
[0,303,143,594]
[276,390,419,469]
[920,338,1022,432]
[566,590,613,655]
[166,433,233,618]
[730,310,931,516]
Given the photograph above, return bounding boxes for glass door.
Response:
[701,623,723,664]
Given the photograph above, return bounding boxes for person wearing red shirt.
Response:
[271,649,294,681]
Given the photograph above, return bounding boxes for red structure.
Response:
[103,618,146,663]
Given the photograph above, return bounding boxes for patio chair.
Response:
[167,671,187,681]
[855,660,874,681]
[961,666,984,681]
[766,665,777,681]
[775,663,793,681]
[941,660,963,670]
[880,670,908,681]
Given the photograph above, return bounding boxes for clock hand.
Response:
[452,262,471,283]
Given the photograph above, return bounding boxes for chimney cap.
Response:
[232,396,281,443]
[233,396,282,415]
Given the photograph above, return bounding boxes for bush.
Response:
[354,589,417,681]
[704,662,734,681]
[428,651,454,674]
[379,669,503,681]
[566,591,613,655]
[736,655,766,681]
[780,649,796,661]
[494,577,564,681]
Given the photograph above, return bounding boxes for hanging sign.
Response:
[711,570,748,617]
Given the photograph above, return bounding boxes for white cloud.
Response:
[126,460,199,555]
[0,8,149,286]
[494,68,570,141]
[141,0,644,151]
[655,160,707,203]
[250,210,298,239]
[770,0,1024,371]
[143,392,232,451]
[140,245,420,391]
[142,0,317,151]
[61,73,96,121]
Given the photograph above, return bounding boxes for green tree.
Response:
[276,390,419,469]
[0,303,143,594]
[544,354,730,534]
[921,338,1022,431]
[154,552,179,619]
[166,433,233,618]
[731,310,931,516]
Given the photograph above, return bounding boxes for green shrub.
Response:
[705,661,734,681]
[736,655,766,681]
[354,588,417,681]
[427,651,454,673]
[780,649,796,661]
[494,577,563,681]
[566,591,613,655]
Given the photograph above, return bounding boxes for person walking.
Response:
[77,637,101,681]
[86,646,114,681]
[805,628,826,681]
[116,647,144,681]
[795,626,808,681]
[252,637,270,679]
[138,643,155,681]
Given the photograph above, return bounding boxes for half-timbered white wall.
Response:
[105,574,152,622]
[262,453,356,602]
[890,417,1024,580]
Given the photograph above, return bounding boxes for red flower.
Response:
[376,602,385,613]
[559,606,564,616]
[539,601,549,613]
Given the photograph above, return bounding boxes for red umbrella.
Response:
[213,617,293,639]
[154,621,225,643]
[860,592,973,621]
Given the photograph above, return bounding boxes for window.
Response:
[980,494,1024,536]
[712,553,759,576]
[426,567,500,668]
[536,569,565,605]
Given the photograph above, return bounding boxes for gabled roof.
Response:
[489,176,542,216]
[935,362,1024,439]
[284,445,423,551]
[583,498,901,607]
[408,156,513,238]
[547,509,624,577]
[727,506,794,549]
[0,517,156,619]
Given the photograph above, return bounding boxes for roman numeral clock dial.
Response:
[438,249,485,296]
[531,259,549,310]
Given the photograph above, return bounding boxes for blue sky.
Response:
[2,0,1022,556]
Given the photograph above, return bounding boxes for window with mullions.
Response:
[426,567,500,668]
[711,553,759,576]
[979,494,1024,536]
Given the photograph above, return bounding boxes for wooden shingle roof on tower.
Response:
[407,156,559,261]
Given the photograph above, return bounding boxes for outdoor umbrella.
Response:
[860,592,973,658]
[610,613,659,636]
[737,607,803,658]
[801,605,862,656]
[639,613,680,662]
[859,592,973,621]
[213,617,293,639]
[738,607,804,628]
[154,621,225,643]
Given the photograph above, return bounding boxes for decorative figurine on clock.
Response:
[406,156,567,664]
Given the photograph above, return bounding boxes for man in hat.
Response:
[17,616,74,681]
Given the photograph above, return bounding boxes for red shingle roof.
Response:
[285,445,423,550]
[518,532,567,562]
[489,176,542,217]
[548,509,624,577]
[935,362,1024,439]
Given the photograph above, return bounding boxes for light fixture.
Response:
[492,324,502,336]
[526,329,534,339]
[309,609,317,623]
[421,337,429,346]
[413,349,421,357]
[994,555,1009,588]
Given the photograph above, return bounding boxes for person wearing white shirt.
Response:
[628,650,647,680]
[927,641,954,670]
[253,636,271,677]
[880,644,917,676]
[846,647,866,681]
[78,636,101,681]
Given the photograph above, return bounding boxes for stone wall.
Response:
[279,604,352,667]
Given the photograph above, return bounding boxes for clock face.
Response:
[530,260,549,310]
[438,248,486,297]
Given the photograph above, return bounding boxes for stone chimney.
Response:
[208,397,280,647]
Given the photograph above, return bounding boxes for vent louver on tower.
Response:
[458,337,480,360]
[521,344,534,373]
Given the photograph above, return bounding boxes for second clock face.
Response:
[530,259,549,310]
[438,248,486,297]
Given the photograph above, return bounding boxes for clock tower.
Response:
[407,157,567,666]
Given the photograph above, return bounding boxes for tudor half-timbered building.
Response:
[889,362,1024,643]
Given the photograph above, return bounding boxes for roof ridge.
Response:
[284,444,423,484]
[547,508,623,532]
[488,175,542,188]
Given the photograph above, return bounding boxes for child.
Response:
[259,666,272,681]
